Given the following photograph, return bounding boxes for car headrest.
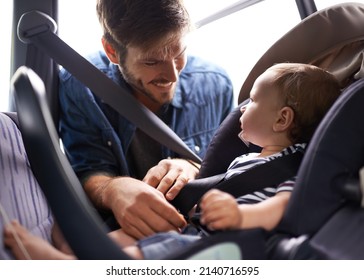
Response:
[239,2,364,103]
[198,102,260,178]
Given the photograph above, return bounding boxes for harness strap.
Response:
[172,151,304,216]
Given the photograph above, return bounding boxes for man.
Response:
[59,0,233,239]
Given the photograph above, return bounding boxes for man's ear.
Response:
[102,37,119,64]
[274,106,294,132]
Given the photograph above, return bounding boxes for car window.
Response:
[0,0,360,111]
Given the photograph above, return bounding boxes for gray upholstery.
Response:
[0,112,53,259]
[239,2,364,102]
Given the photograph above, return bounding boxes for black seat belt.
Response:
[172,151,304,216]
[17,10,201,163]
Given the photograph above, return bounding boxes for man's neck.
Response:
[133,90,161,113]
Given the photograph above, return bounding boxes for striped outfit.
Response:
[225,143,306,205]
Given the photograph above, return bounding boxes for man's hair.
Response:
[96,0,191,58]
[270,63,342,143]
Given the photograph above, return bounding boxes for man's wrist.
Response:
[97,177,115,209]
[83,173,118,210]
[184,158,201,171]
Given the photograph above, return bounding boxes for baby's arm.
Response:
[235,191,291,230]
[199,189,291,231]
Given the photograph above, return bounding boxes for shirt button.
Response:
[107,141,112,146]
[194,145,200,152]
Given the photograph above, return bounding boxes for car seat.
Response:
[196,2,364,259]
[275,77,364,260]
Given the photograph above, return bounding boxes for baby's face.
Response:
[239,69,284,147]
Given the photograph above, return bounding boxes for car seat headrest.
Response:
[278,78,364,236]
[239,2,364,103]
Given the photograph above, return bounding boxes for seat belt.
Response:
[17,10,201,163]
[172,151,303,216]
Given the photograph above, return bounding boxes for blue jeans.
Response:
[137,226,202,259]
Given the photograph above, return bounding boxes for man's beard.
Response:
[119,65,174,106]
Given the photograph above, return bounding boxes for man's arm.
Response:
[83,174,187,239]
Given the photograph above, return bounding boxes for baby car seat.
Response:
[276,77,364,260]
[193,2,364,259]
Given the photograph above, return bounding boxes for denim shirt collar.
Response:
[171,82,183,109]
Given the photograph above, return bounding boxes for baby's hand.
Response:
[199,189,242,231]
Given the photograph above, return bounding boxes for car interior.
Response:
[1,0,364,260]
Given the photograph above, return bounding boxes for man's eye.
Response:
[144,61,158,66]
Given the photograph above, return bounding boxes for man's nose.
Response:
[162,60,179,82]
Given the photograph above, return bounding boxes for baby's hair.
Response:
[269,63,341,143]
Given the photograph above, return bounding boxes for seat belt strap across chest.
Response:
[172,151,303,216]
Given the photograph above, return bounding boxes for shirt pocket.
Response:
[182,128,217,159]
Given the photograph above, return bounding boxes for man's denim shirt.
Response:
[59,51,233,181]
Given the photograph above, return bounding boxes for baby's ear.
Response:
[274,106,294,132]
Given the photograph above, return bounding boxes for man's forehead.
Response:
[133,36,187,60]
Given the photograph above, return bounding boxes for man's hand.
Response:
[99,176,187,239]
[143,158,200,200]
